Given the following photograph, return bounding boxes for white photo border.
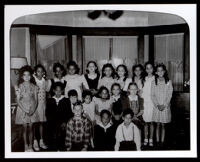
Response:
[4,4,197,158]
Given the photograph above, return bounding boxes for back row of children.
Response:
[15,60,173,152]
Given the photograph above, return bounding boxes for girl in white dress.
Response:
[142,62,155,147]
[98,63,115,93]
[114,64,131,91]
[64,61,89,100]
[124,64,145,96]
[94,86,113,124]
[33,64,48,151]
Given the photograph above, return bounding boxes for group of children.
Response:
[14,60,173,152]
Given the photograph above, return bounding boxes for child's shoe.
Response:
[149,139,154,147]
[33,139,40,151]
[143,138,148,146]
[39,139,48,149]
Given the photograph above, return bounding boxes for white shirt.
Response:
[115,122,141,151]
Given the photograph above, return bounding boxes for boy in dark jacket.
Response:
[93,110,116,151]
[46,82,73,151]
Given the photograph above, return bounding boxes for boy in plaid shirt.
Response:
[65,101,92,151]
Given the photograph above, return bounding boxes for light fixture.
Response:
[10,57,28,74]
[87,10,123,20]
[87,10,102,20]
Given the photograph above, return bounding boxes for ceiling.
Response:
[13,10,186,27]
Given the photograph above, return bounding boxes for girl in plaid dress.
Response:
[151,63,173,147]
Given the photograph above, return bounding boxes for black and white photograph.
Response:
[4,4,197,158]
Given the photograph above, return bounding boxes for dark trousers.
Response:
[70,142,84,151]
[47,122,66,151]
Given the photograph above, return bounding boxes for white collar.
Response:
[53,95,65,105]
[33,74,45,82]
[98,122,112,132]
[112,95,120,101]
[128,95,138,101]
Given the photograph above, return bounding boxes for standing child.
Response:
[15,65,39,152]
[124,64,145,96]
[46,82,73,151]
[115,64,132,90]
[115,108,141,151]
[48,62,67,97]
[151,63,173,148]
[125,83,144,130]
[64,61,89,100]
[65,101,92,151]
[93,110,116,151]
[94,86,112,124]
[142,62,155,147]
[84,61,100,96]
[33,64,48,151]
[98,63,115,92]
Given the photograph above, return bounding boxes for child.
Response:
[33,64,48,151]
[15,65,39,152]
[98,63,115,92]
[46,82,73,151]
[65,101,92,151]
[115,64,132,90]
[48,62,67,97]
[64,61,89,100]
[93,110,116,151]
[111,101,123,132]
[124,64,145,96]
[115,108,141,151]
[151,63,173,147]
[84,61,100,95]
[94,86,112,124]
[82,90,96,125]
[111,83,130,113]
[142,62,155,147]
[126,83,144,130]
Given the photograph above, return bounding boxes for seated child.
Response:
[122,82,144,130]
[111,101,123,131]
[93,110,116,151]
[65,101,92,151]
[46,82,73,151]
[67,89,79,112]
[115,108,141,151]
[82,90,96,125]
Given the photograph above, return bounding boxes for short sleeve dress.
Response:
[15,83,39,124]
[151,80,173,123]
[34,76,48,122]
[64,74,89,100]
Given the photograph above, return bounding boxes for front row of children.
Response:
[46,82,141,151]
